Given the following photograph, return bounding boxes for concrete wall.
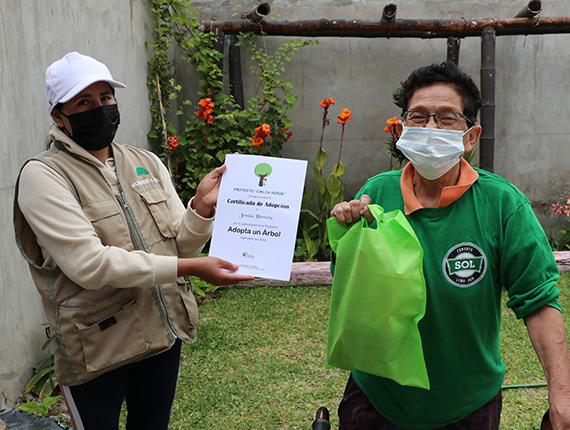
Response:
[0,0,155,410]
[190,0,570,209]
[1,0,570,411]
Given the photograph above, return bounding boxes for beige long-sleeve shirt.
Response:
[18,128,213,292]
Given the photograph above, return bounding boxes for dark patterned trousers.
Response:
[338,375,502,430]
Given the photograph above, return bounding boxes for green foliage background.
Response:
[148,0,316,203]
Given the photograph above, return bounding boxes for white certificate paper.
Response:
[209,154,308,281]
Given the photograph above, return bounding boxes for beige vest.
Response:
[14,142,198,386]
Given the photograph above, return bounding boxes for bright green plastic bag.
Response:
[326,204,430,390]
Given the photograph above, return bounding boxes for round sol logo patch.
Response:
[442,242,487,288]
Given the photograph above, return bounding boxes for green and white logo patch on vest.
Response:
[442,242,487,288]
[131,166,160,188]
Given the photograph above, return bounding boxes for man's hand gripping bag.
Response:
[326,204,430,389]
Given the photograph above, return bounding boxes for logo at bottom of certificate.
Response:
[242,252,255,259]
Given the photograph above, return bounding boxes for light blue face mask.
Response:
[396,125,472,180]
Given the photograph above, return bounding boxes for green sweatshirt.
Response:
[350,168,559,429]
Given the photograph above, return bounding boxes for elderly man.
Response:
[331,61,570,429]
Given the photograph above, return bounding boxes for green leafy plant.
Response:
[541,197,570,251]
[235,30,310,157]
[1,391,14,414]
[392,82,403,109]
[383,116,406,170]
[383,83,406,170]
[24,324,58,400]
[297,99,351,261]
[191,277,219,298]
[17,395,61,418]
[148,0,316,203]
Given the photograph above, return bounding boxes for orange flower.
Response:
[252,136,264,147]
[255,124,271,138]
[320,98,335,109]
[252,123,271,148]
[196,98,214,121]
[278,126,293,141]
[337,108,352,125]
[198,98,214,110]
[207,115,214,125]
[384,116,400,137]
[167,135,179,151]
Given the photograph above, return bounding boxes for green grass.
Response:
[170,286,346,429]
[160,271,570,429]
[499,269,570,429]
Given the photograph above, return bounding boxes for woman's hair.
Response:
[400,61,482,125]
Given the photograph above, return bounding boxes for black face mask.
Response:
[59,104,120,151]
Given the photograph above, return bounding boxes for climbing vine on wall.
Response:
[148,0,316,203]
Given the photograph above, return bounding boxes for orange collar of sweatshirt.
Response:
[400,158,479,215]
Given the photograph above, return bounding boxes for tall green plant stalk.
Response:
[296,100,350,262]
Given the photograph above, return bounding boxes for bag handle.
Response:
[328,204,385,252]
[366,204,420,241]
[365,204,384,225]
[327,217,349,253]
[327,204,420,253]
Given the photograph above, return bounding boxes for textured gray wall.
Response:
[190,0,570,207]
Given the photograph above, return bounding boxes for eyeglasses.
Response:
[403,111,472,128]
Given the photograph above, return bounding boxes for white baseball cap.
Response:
[45,52,126,114]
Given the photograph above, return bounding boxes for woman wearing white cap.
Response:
[14,52,253,429]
